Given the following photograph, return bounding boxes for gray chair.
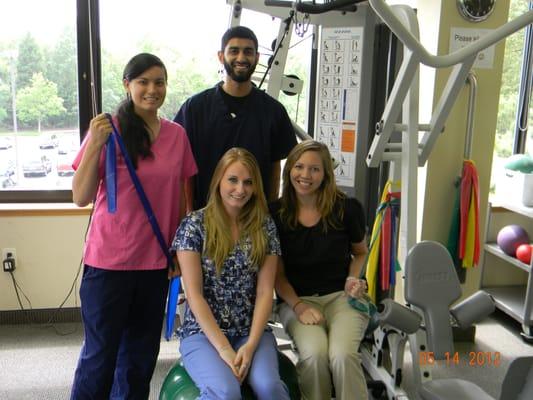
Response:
[404,241,533,400]
[417,355,533,400]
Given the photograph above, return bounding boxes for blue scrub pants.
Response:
[70,265,169,400]
[180,331,290,400]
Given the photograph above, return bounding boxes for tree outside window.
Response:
[491,0,532,198]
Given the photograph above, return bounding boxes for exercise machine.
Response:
[371,240,533,400]
[228,0,383,209]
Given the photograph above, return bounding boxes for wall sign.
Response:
[449,28,495,69]
[317,26,363,187]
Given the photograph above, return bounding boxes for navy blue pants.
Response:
[71,265,169,400]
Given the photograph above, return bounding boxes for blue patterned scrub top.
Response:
[171,209,281,339]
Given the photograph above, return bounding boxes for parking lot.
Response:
[0,130,79,191]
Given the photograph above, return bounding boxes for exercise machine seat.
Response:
[406,242,532,400]
[405,241,461,358]
[418,379,493,400]
[419,356,533,400]
[499,356,533,400]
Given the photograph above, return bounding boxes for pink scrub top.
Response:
[73,118,197,271]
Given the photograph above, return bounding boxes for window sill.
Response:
[0,203,92,217]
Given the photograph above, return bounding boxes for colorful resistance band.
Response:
[365,181,401,302]
[459,160,480,267]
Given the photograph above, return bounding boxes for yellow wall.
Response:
[0,208,88,310]
[421,0,511,297]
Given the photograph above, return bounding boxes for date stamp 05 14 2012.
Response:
[419,351,501,367]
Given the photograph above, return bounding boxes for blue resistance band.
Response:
[105,128,117,213]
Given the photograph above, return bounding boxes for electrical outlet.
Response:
[2,248,17,272]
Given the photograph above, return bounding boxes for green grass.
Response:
[0,129,78,137]
[0,130,40,137]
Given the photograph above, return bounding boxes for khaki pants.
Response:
[278,291,369,400]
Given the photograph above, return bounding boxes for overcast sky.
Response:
[0,1,284,58]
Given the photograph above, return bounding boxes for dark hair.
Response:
[221,26,258,52]
[117,53,167,168]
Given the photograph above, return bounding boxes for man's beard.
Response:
[223,59,257,83]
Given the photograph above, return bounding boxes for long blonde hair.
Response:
[279,140,345,230]
[204,148,269,275]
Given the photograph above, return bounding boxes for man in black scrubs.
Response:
[174,26,297,210]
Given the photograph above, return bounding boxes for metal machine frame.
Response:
[228,0,533,260]
[366,0,533,262]
[227,0,381,203]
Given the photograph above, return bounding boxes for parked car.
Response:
[0,137,13,150]
[57,139,79,155]
[39,134,59,149]
[23,156,52,177]
[0,160,16,188]
[57,160,75,177]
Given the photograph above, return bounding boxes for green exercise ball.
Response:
[159,352,300,400]
[504,154,533,173]
[159,359,200,400]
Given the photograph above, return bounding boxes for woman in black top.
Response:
[270,140,369,400]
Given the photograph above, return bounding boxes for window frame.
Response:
[512,1,532,154]
[0,0,101,203]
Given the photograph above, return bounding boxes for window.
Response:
[98,1,311,127]
[491,0,532,199]
[0,0,312,203]
[0,0,80,201]
[517,3,533,155]
[237,8,312,129]
[98,1,229,121]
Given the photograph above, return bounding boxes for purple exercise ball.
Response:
[497,225,530,257]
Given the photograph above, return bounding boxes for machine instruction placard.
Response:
[449,28,495,69]
[316,26,363,188]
